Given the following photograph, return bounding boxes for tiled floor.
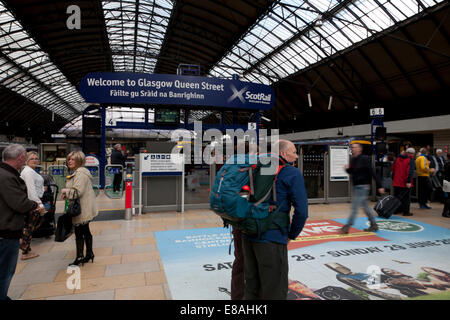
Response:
[8,199,450,300]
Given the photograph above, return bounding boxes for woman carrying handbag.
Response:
[61,151,98,266]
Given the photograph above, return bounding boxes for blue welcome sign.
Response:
[79,72,274,110]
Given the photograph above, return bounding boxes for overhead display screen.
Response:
[154,109,179,125]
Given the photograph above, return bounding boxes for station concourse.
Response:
[3,195,448,300]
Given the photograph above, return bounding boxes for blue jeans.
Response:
[347,184,376,226]
[0,238,20,300]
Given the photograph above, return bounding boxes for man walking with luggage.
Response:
[0,144,44,300]
[242,139,308,300]
[341,143,384,234]
[391,148,416,216]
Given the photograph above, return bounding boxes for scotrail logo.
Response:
[228,84,247,104]
[228,84,272,105]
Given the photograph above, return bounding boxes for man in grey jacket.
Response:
[0,144,44,300]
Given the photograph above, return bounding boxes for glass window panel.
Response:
[101,0,174,73]
[0,3,86,118]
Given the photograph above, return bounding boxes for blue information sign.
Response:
[87,167,98,175]
[108,168,120,175]
[51,169,63,175]
[79,72,274,110]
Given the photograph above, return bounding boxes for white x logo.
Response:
[228,84,247,104]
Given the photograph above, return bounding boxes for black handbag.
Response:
[54,214,73,242]
[66,189,82,218]
[430,175,442,190]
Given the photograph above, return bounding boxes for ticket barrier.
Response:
[296,144,351,204]
[105,165,123,199]
[85,165,101,197]
[48,165,68,199]
[125,161,136,188]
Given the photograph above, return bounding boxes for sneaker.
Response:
[363,224,379,232]
[420,204,432,209]
[403,213,413,216]
[340,224,351,234]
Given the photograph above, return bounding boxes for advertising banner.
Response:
[79,72,274,110]
[155,216,450,300]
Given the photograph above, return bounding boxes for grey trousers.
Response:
[242,237,288,300]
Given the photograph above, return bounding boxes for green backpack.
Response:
[211,154,291,239]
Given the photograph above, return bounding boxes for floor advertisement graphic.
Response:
[155,216,450,300]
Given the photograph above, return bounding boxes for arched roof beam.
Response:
[242,0,355,78]
[277,2,360,104]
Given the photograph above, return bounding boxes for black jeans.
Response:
[113,172,122,192]
[74,223,93,257]
[242,238,288,300]
[417,177,431,205]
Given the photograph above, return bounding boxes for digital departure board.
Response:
[154,109,180,125]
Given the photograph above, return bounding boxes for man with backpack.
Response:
[241,139,308,300]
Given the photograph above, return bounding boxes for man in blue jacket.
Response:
[242,139,308,300]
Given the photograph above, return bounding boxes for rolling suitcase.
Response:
[374,195,402,219]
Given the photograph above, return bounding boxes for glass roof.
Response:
[0,0,445,133]
[209,0,444,84]
[0,2,87,120]
[102,0,174,73]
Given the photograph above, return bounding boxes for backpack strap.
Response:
[253,185,273,206]
[248,168,255,196]
[272,163,287,204]
[239,166,255,196]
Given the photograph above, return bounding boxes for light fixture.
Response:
[260,116,271,122]
[328,96,333,110]
[307,92,312,107]
[354,104,358,110]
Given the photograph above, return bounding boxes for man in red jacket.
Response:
[391,148,416,216]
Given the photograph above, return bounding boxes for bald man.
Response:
[242,139,308,300]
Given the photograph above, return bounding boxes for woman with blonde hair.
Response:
[61,151,98,266]
[20,151,45,260]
